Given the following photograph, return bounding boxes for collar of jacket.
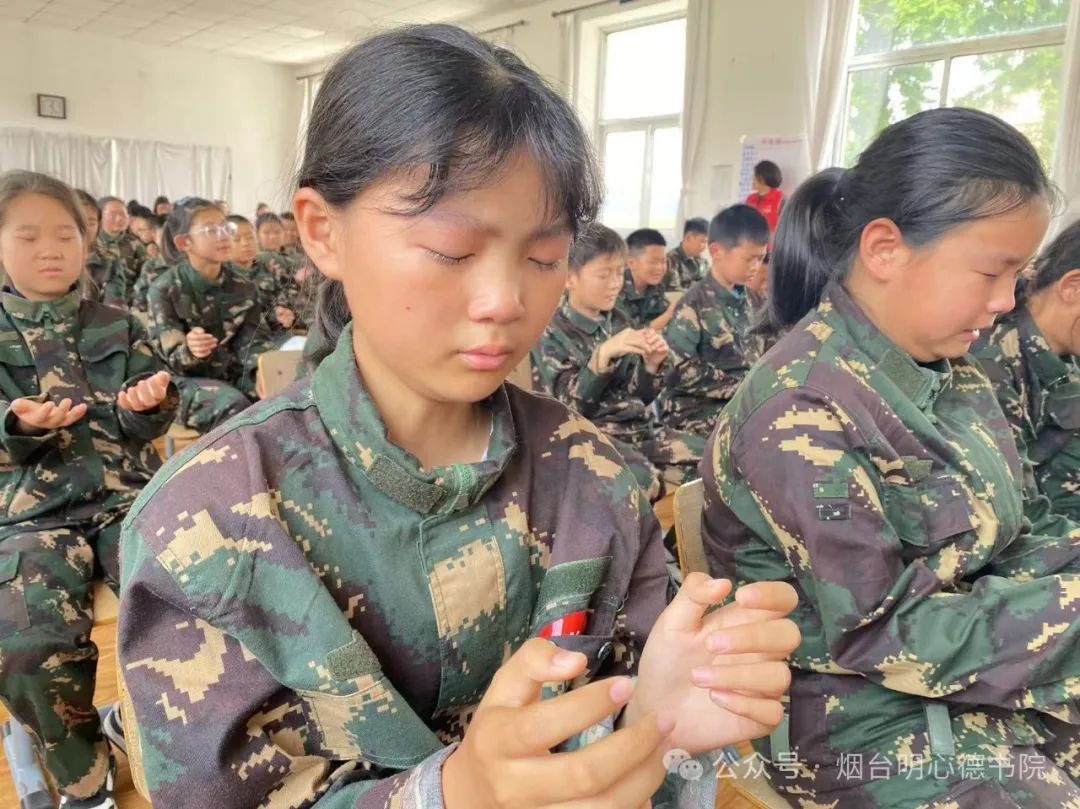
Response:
[561,299,609,336]
[1015,308,1074,389]
[312,322,518,515]
[823,281,953,411]
[2,288,81,324]
[702,272,744,304]
[179,261,228,293]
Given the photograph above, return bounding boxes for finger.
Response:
[706,618,801,658]
[191,326,205,335]
[735,581,799,616]
[482,638,587,710]
[497,677,638,757]
[116,391,132,411]
[131,384,154,410]
[62,403,88,426]
[690,661,792,697]
[708,691,785,731]
[660,573,733,633]
[9,398,33,416]
[512,711,671,805]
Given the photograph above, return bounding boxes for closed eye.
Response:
[531,258,563,271]
[426,250,471,265]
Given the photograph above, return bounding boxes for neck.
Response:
[568,296,602,320]
[190,255,223,281]
[844,269,915,358]
[630,271,649,293]
[352,329,491,470]
[9,285,66,303]
[710,266,735,290]
[236,258,255,270]
[103,229,122,239]
[1028,293,1070,356]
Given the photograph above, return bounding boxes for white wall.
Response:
[0,21,301,216]
[469,0,809,221]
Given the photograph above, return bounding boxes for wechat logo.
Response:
[662,748,703,781]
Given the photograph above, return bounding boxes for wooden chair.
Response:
[162,423,200,460]
[672,480,792,809]
[256,350,303,400]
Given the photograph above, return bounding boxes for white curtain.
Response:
[0,127,231,204]
[296,74,324,163]
[802,0,857,170]
[676,0,710,224]
[1051,0,1080,236]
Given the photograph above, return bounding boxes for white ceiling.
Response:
[0,0,539,66]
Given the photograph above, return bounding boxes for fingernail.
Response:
[707,633,731,653]
[656,713,676,735]
[690,668,711,686]
[552,650,582,669]
[608,678,634,703]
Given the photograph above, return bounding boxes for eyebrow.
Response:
[416,210,573,241]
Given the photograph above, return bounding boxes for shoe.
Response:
[59,755,116,809]
[99,704,126,757]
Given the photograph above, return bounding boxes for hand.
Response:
[626,574,800,754]
[117,371,172,413]
[186,327,218,360]
[596,329,651,372]
[443,637,673,809]
[9,397,87,435]
[274,306,296,329]
[640,329,669,374]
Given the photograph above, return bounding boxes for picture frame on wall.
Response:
[37,94,67,120]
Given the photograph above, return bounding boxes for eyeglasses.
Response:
[188,224,233,239]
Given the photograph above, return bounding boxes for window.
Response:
[597,16,686,231]
[840,0,1069,167]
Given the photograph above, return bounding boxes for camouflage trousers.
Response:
[176,376,253,433]
[611,426,706,501]
[660,397,727,438]
[0,503,128,799]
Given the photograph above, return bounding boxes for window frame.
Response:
[595,11,686,231]
[836,16,1068,166]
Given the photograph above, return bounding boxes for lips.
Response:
[460,345,514,371]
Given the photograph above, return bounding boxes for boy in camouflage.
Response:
[975,220,1080,522]
[704,109,1080,808]
[532,222,704,500]
[659,204,769,436]
[148,198,267,432]
[74,190,126,308]
[95,197,147,300]
[664,217,708,291]
[227,214,298,338]
[0,171,176,809]
[614,228,677,330]
[118,26,801,809]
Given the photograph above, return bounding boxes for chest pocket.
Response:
[884,472,976,556]
[80,340,128,409]
[530,557,616,679]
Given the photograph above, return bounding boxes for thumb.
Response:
[482,637,587,709]
[660,573,732,634]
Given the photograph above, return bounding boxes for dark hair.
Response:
[280,212,295,222]
[568,222,626,271]
[227,213,252,229]
[98,195,124,210]
[1018,219,1080,308]
[150,214,166,229]
[299,24,601,366]
[683,217,708,236]
[256,212,282,230]
[769,108,1055,329]
[153,195,170,208]
[74,188,100,220]
[626,229,666,254]
[129,204,154,220]
[0,170,88,289]
[754,160,782,189]
[161,197,221,264]
[709,204,770,250]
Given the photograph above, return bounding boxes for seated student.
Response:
[254,201,271,218]
[118,26,801,809]
[745,159,784,238]
[616,228,677,331]
[703,108,1080,809]
[280,211,303,257]
[227,213,297,335]
[213,199,230,216]
[665,217,709,291]
[75,189,126,308]
[659,205,769,435]
[532,222,705,500]
[975,220,1080,521]
[0,170,176,809]
[152,195,171,217]
[128,205,156,250]
[147,198,266,432]
[144,214,163,261]
[95,196,147,299]
[255,211,286,255]
[130,252,170,321]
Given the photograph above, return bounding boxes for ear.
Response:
[293,188,341,281]
[173,233,191,254]
[707,242,722,261]
[857,218,908,283]
[1056,268,1080,304]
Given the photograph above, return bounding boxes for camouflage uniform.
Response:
[85,251,127,309]
[664,244,706,292]
[130,256,170,319]
[95,230,147,301]
[702,282,1080,808]
[117,321,716,808]
[974,309,1080,522]
[531,301,705,500]
[238,253,299,337]
[147,262,267,433]
[614,267,669,329]
[659,274,755,435]
[0,290,176,799]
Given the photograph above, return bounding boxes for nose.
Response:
[989,277,1017,316]
[467,262,526,324]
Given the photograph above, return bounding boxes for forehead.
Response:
[103,201,126,212]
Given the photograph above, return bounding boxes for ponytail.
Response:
[305,277,351,369]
